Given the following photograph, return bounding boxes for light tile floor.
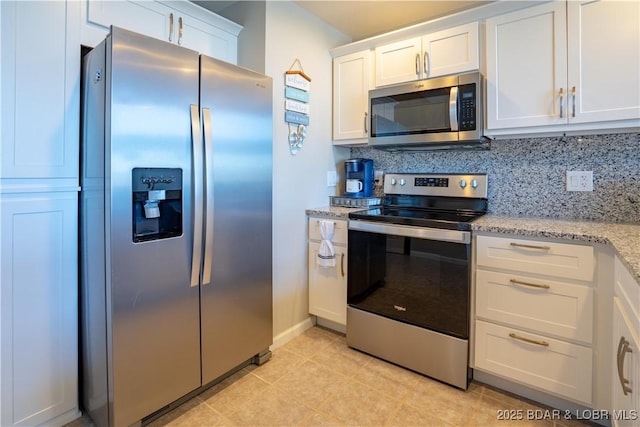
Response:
[67,326,595,427]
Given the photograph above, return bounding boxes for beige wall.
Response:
[264,1,350,341]
[216,0,351,342]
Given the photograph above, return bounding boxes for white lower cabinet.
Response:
[308,217,348,327]
[611,257,640,426]
[475,320,593,404]
[0,192,79,426]
[474,234,595,405]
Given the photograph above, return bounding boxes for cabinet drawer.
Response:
[308,217,347,245]
[476,235,594,281]
[476,270,593,343]
[475,320,593,404]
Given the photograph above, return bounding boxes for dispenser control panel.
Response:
[132,168,183,242]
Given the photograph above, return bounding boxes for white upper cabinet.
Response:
[375,22,479,87]
[422,22,479,80]
[486,0,640,134]
[81,0,241,63]
[567,0,640,124]
[485,2,567,129]
[1,0,80,186]
[332,50,371,143]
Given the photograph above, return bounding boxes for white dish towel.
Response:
[317,220,336,268]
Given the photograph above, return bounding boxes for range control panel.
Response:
[384,173,487,198]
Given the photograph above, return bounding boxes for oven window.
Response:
[370,88,452,137]
[348,230,470,339]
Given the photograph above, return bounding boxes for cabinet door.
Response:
[81,1,240,63]
[83,0,169,47]
[375,37,421,86]
[308,241,347,326]
[162,1,241,64]
[422,22,479,79]
[485,2,567,129]
[612,297,639,427]
[567,0,640,124]
[1,192,79,426]
[333,50,370,142]
[1,0,80,181]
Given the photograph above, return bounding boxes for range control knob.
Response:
[390,178,397,185]
[471,179,479,189]
[459,179,467,189]
[399,178,406,186]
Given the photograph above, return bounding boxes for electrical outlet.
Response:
[327,170,338,187]
[566,171,593,192]
[374,170,384,184]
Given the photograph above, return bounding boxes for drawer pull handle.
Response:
[509,279,550,290]
[617,336,633,396]
[509,333,549,347]
[510,242,551,251]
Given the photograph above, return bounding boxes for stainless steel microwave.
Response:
[368,72,487,150]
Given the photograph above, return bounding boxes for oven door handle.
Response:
[348,220,470,244]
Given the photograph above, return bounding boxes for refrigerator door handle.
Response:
[202,107,214,285]
[190,104,203,287]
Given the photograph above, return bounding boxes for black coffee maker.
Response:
[344,158,374,197]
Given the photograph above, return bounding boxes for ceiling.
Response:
[293,1,492,41]
[196,1,493,41]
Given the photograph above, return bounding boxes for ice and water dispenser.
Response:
[132,168,182,242]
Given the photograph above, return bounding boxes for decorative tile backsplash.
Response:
[351,133,640,223]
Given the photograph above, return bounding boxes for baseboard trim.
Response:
[271,317,315,350]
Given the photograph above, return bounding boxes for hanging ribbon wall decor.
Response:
[284,59,311,155]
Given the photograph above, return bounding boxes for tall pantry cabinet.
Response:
[1,1,81,426]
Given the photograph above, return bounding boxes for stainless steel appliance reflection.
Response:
[347,173,488,389]
[79,27,273,427]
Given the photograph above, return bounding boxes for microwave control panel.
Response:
[459,84,476,131]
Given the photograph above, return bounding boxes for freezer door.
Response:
[106,28,201,426]
[199,56,273,385]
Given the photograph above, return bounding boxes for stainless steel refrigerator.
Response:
[79,27,273,427]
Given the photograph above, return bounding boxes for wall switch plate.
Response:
[327,170,338,187]
[566,171,593,191]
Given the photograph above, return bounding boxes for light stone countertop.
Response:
[472,215,640,285]
[305,206,365,219]
[306,207,640,285]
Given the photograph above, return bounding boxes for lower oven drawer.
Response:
[474,320,592,404]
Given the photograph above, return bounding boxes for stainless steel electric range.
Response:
[346,173,488,390]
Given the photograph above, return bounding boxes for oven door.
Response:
[348,220,471,339]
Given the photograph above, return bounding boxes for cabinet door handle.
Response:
[364,112,368,134]
[340,253,345,277]
[559,87,564,118]
[617,336,633,395]
[169,13,174,42]
[415,53,420,77]
[509,279,550,290]
[571,86,576,118]
[510,242,551,251]
[178,17,183,45]
[509,333,549,347]
[423,51,430,78]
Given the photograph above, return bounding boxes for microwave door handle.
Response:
[449,86,459,131]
